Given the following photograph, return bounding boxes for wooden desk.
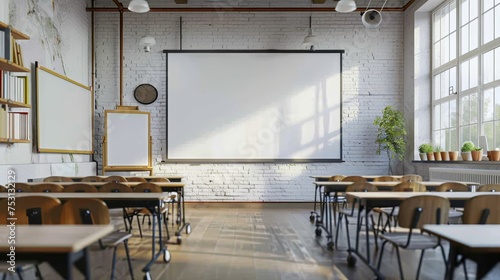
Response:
[29,175,184,183]
[0,225,113,280]
[424,224,500,280]
[315,181,480,192]
[310,175,403,181]
[0,192,169,279]
[346,192,500,279]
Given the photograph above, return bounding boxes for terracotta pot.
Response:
[419,153,427,161]
[461,152,472,161]
[471,150,482,161]
[426,152,435,161]
[434,152,442,161]
[489,150,500,161]
[448,151,459,161]
[440,151,449,161]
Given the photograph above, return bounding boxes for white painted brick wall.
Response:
[93,11,405,202]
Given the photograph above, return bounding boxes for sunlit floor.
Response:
[2,203,500,280]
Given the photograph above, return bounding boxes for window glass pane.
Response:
[461,60,469,90]
[440,130,446,150]
[485,122,494,150]
[441,5,449,36]
[461,126,471,143]
[495,87,500,120]
[483,50,494,84]
[434,74,441,100]
[461,25,469,54]
[496,122,500,149]
[433,42,441,67]
[469,19,478,51]
[441,71,450,98]
[470,93,478,123]
[450,66,457,93]
[483,9,494,44]
[496,48,500,81]
[434,13,441,42]
[442,102,450,128]
[450,99,457,126]
[484,0,494,11]
[496,6,500,39]
[470,124,478,144]
[484,88,494,121]
[441,36,449,64]
[449,32,457,60]
[434,105,441,129]
[450,1,457,32]
[461,0,469,24]
[470,0,478,19]
[470,57,478,88]
[461,95,470,124]
[450,128,458,150]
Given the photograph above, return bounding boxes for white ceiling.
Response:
[91,0,412,9]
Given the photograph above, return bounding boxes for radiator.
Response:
[429,167,500,185]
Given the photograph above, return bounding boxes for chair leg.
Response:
[123,240,135,280]
[416,249,426,280]
[376,240,389,271]
[344,215,352,250]
[395,247,405,280]
[334,212,342,249]
[369,214,379,250]
[35,264,43,280]
[110,246,118,280]
[163,212,171,240]
[136,215,143,238]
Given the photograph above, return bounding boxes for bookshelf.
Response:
[0,20,30,144]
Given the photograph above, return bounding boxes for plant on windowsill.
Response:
[471,147,483,161]
[374,106,406,175]
[434,146,443,161]
[461,141,475,161]
[418,144,433,161]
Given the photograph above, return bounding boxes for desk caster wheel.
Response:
[315,228,322,237]
[186,224,192,234]
[347,255,357,267]
[144,272,152,280]
[327,241,334,250]
[163,249,171,263]
[309,214,315,222]
[177,236,182,244]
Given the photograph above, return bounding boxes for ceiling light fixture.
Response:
[303,16,318,50]
[128,0,150,13]
[335,0,357,13]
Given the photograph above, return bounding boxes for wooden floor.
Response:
[3,203,500,280]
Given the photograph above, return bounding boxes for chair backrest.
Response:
[328,175,346,182]
[345,182,378,203]
[62,183,99,193]
[397,195,450,229]
[127,177,148,182]
[400,174,423,182]
[60,198,110,225]
[478,184,500,192]
[13,183,32,192]
[393,182,427,192]
[435,182,469,192]
[30,183,64,193]
[372,176,399,182]
[99,182,133,193]
[43,176,74,182]
[149,177,170,182]
[342,176,367,182]
[133,182,162,193]
[463,195,500,224]
[104,175,128,183]
[0,196,61,225]
[81,176,105,182]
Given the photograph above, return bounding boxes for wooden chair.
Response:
[463,195,500,224]
[393,181,427,192]
[60,198,134,280]
[62,183,98,193]
[400,174,423,182]
[377,195,449,280]
[341,176,367,182]
[0,196,62,279]
[334,182,378,250]
[149,177,170,182]
[12,182,32,192]
[30,183,64,193]
[132,183,171,240]
[43,176,74,182]
[478,184,500,192]
[373,176,399,182]
[328,175,345,182]
[81,176,105,182]
[127,177,148,182]
[435,182,469,223]
[99,183,138,234]
[103,176,127,183]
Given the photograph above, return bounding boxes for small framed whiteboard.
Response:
[103,109,152,174]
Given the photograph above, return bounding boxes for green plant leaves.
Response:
[373,106,406,161]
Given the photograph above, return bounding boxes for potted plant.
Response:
[374,106,406,174]
[440,147,449,161]
[488,148,500,161]
[471,147,482,161]
[434,146,443,161]
[418,144,432,161]
[461,141,475,161]
[448,150,459,161]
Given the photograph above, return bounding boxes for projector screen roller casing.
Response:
[165,50,344,162]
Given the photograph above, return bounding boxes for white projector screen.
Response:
[166,51,343,162]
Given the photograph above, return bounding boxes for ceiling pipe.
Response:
[111,0,125,106]
[86,7,403,12]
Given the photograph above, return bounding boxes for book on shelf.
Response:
[0,29,4,59]
[0,69,3,99]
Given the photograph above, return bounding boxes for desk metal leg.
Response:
[142,202,171,279]
[174,187,192,244]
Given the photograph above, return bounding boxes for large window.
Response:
[432,0,500,151]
